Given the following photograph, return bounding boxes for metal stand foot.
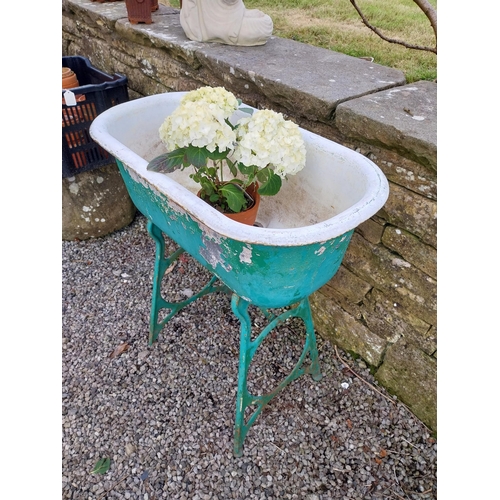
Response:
[147,221,230,344]
[231,294,322,457]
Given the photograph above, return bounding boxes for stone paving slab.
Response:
[335,81,437,171]
[194,37,406,121]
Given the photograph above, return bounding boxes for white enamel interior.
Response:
[90,92,389,246]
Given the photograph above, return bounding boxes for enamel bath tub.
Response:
[90,92,389,310]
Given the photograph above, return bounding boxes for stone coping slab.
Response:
[63,0,406,122]
[336,81,437,171]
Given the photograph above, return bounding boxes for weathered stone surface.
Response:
[310,292,387,367]
[316,280,364,322]
[356,218,385,245]
[62,163,136,241]
[368,288,432,338]
[324,265,372,304]
[379,182,437,248]
[194,37,406,122]
[382,225,437,279]
[365,149,436,201]
[364,289,436,355]
[318,277,435,355]
[342,233,437,326]
[115,14,204,67]
[375,341,437,432]
[336,81,437,171]
[63,0,129,26]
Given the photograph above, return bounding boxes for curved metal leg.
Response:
[147,220,230,344]
[231,294,322,457]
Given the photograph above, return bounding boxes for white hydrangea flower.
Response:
[233,109,306,178]
[180,86,239,120]
[159,100,236,153]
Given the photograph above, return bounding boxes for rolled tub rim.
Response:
[90,93,389,247]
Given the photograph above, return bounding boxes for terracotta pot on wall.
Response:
[125,0,153,24]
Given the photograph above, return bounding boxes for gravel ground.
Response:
[62,213,437,500]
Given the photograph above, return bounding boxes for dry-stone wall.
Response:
[62,0,437,432]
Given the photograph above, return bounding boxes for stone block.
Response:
[366,149,436,201]
[316,281,364,322]
[335,81,437,171]
[342,233,436,326]
[364,289,436,355]
[375,341,437,432]
[194,37,406,122]
[382,225,437,279]
[356,218,385,245]
[325,264,372,304]
[318,280,435,355]
[62,163,136,241]
[379,182,436,248]
[310,292,387,367]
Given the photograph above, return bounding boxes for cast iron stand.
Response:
[147,220,323,457]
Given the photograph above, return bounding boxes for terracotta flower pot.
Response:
[224,183,260,226]
[62,67,79,89]
[62,67,86,104]
[199,183,261,226]
[125,0,153,24]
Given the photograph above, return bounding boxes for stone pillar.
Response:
[62,163,136,241]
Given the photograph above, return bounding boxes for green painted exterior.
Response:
[117,160,353,309]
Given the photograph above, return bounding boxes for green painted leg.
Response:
[231,294,323,457]
[147,221,230,344]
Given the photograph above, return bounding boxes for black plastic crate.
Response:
[62,56,129,178]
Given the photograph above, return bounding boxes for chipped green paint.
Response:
[117,160,353,310]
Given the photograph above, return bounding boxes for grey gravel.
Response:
[62,213,437,499]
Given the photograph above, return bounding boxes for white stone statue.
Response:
[180,0,273,47]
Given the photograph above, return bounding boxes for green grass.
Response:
[164,0,437,82]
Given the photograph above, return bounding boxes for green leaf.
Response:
[220,183,246,213]
[199,178,215,195]
[258,172,282,196]
[185,145,210,168]
[147,151,184,173]
[239,107,254,115]
[207,148,229,161]
[91,458,111,475]
[255,166,271,183]
[238,163,257,176]
[226,158,238,177]
[206,166,217,177]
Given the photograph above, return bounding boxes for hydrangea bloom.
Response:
[152,87,308,214]
[233,109,306,178]
[159,100,236,153]
[180,86,239,120]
